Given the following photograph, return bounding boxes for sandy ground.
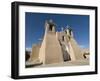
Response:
[26,59,89,68]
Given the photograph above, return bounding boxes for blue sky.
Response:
[25,12,89,49]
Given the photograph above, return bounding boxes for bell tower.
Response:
[65,27,74,41]
[64,26,84,61]
[45,19,56,34]
[39,20,63,64]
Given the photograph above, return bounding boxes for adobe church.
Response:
[26,20,89,67]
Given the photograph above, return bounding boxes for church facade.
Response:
[26,20,89,67]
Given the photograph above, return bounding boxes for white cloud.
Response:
[25,48,32,52]
[79,45,85,48]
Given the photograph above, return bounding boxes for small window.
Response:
[69,29,72,35]
[62,36,64,41]
[49,24,53,31]
[65,30,67,34]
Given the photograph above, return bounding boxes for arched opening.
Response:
[49,24,53,31]
[62,36,64,41]
[69,29,72,35]
[61,44,71,61]
[63,50,71,61]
